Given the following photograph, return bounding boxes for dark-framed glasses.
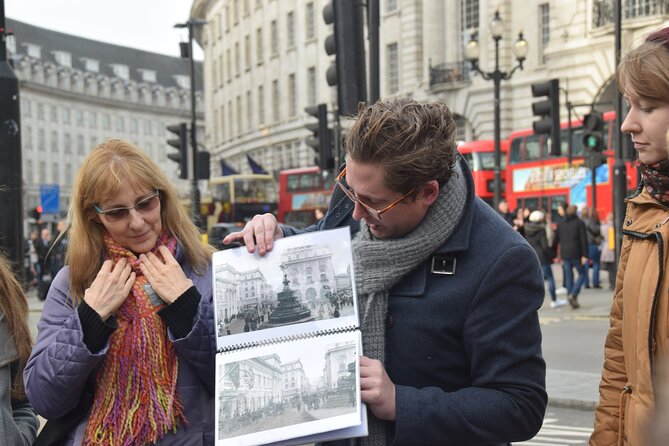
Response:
[335,168,414,220]
[94,190,160,222]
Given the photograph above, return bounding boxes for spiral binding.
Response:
[216,325,358,354]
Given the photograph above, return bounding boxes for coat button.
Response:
[625,219,632,226]
[385,314,394,328]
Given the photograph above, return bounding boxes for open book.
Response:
[212,227,368,446]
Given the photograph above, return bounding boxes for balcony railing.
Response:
[429,61,470,88]
[593,0,669,28]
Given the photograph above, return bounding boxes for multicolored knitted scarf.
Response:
[638,158,669,205]
[83,229,186,446]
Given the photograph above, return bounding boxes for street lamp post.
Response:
[175,18,207,227]
[465,11,527,209]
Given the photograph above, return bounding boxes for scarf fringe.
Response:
[83,231,186,446]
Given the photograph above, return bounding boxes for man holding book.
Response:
[224,98,547,445]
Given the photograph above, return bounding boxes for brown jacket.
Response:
[591,188,669,445]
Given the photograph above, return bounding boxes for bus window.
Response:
[461,152,475,169]
[287,174,301,192]
[510,138,522,164]
[526,135,540,161]
[478,151,506,170]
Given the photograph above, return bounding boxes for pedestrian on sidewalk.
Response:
[0,252,38,445]
[554,205,588,309]
[23,139,216,445]
[525,210,566,308]
[581,207,603,289]
[225,98,547,445]
[591,26,669,446]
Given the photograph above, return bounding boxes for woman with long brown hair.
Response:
[24,139,216,445]
[590,26,669,445]
[0,253,38,444]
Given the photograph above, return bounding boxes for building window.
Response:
[236,96,242,135]
[89,111,97,128]
[111,64,130,80]
[51,130,58,152]
[76,110,84,126]
[386,0,398,12]
[270,20,278,57]
[38,129,45,151]
[53,50,72,67]
[245,35,252,69]
[65,163,72,186]
[288,73,296,117]
[52,162,59,185]
[272,79,280,122]
[256,28,264,64]
[460,0,479,60]
[306,3,315,40]
[258,85,265,125]
[453,115,467,142]
[130,118,138,134]
[235,42,241,76]
[287,11,295,48]
[77,135,85,155]
[37,103,44,120]
[64,133,71,153]
[539,3,549,65]
[50,105,58,123]
[116,116,124,132]
[39,161,46,182]
[62,108,70,124]
[246,90,253,131]
[307,67,316,106]
[102,114,111,130]
[386,43,399,94]
[227,48,232,81]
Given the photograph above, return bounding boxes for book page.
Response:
[212,227,358,351]
[215,330,363,446]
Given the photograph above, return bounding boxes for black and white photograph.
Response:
[215,332,362,446]
[212,227,358,350]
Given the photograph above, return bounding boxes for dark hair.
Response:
[344,98,458,194]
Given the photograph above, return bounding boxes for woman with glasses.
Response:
[24,139,216,445]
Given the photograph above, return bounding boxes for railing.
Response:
[429,61,470,87]
[593,0,669,28]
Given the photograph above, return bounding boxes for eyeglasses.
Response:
[94,190,160,222]
[336,168,415,220]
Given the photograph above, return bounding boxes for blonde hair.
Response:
[66,139,214,302]
[0,253,32,400]
[618,39,669,101]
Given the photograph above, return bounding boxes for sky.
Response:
[5,0,204,59]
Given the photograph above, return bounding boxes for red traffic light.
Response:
[36,205,43,213]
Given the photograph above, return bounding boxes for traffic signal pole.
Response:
[187,21,200,228]
[0,0,24,269]
[613,0,626,263]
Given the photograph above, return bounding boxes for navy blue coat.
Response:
[285,158,547,445]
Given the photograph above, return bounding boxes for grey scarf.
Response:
[352,162,467,446]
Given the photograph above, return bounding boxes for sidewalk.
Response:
[539,264,614,411]
[26,269,612,412]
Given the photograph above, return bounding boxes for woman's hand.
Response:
[139,246,193,304]
[84,259,135,320]
[360,355,396,421]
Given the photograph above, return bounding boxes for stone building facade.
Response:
[8,18,204,226]
[190,0,669,176]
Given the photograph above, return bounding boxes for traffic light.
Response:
[198,151,211,180]
[167,123,188,179]
[323,0,367,116]
[30,206,42,221]
[531,78,561,156]
[582,111,606,168]
[305,104,334,170]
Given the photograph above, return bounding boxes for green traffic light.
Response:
[585,135,598,148]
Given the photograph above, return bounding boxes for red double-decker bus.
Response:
[505,111,637,220]
[277,166,335,228]
[457,139,509,206]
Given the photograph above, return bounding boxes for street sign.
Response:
[40,184,60,214]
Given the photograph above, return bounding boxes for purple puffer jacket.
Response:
[24,245,215,445]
